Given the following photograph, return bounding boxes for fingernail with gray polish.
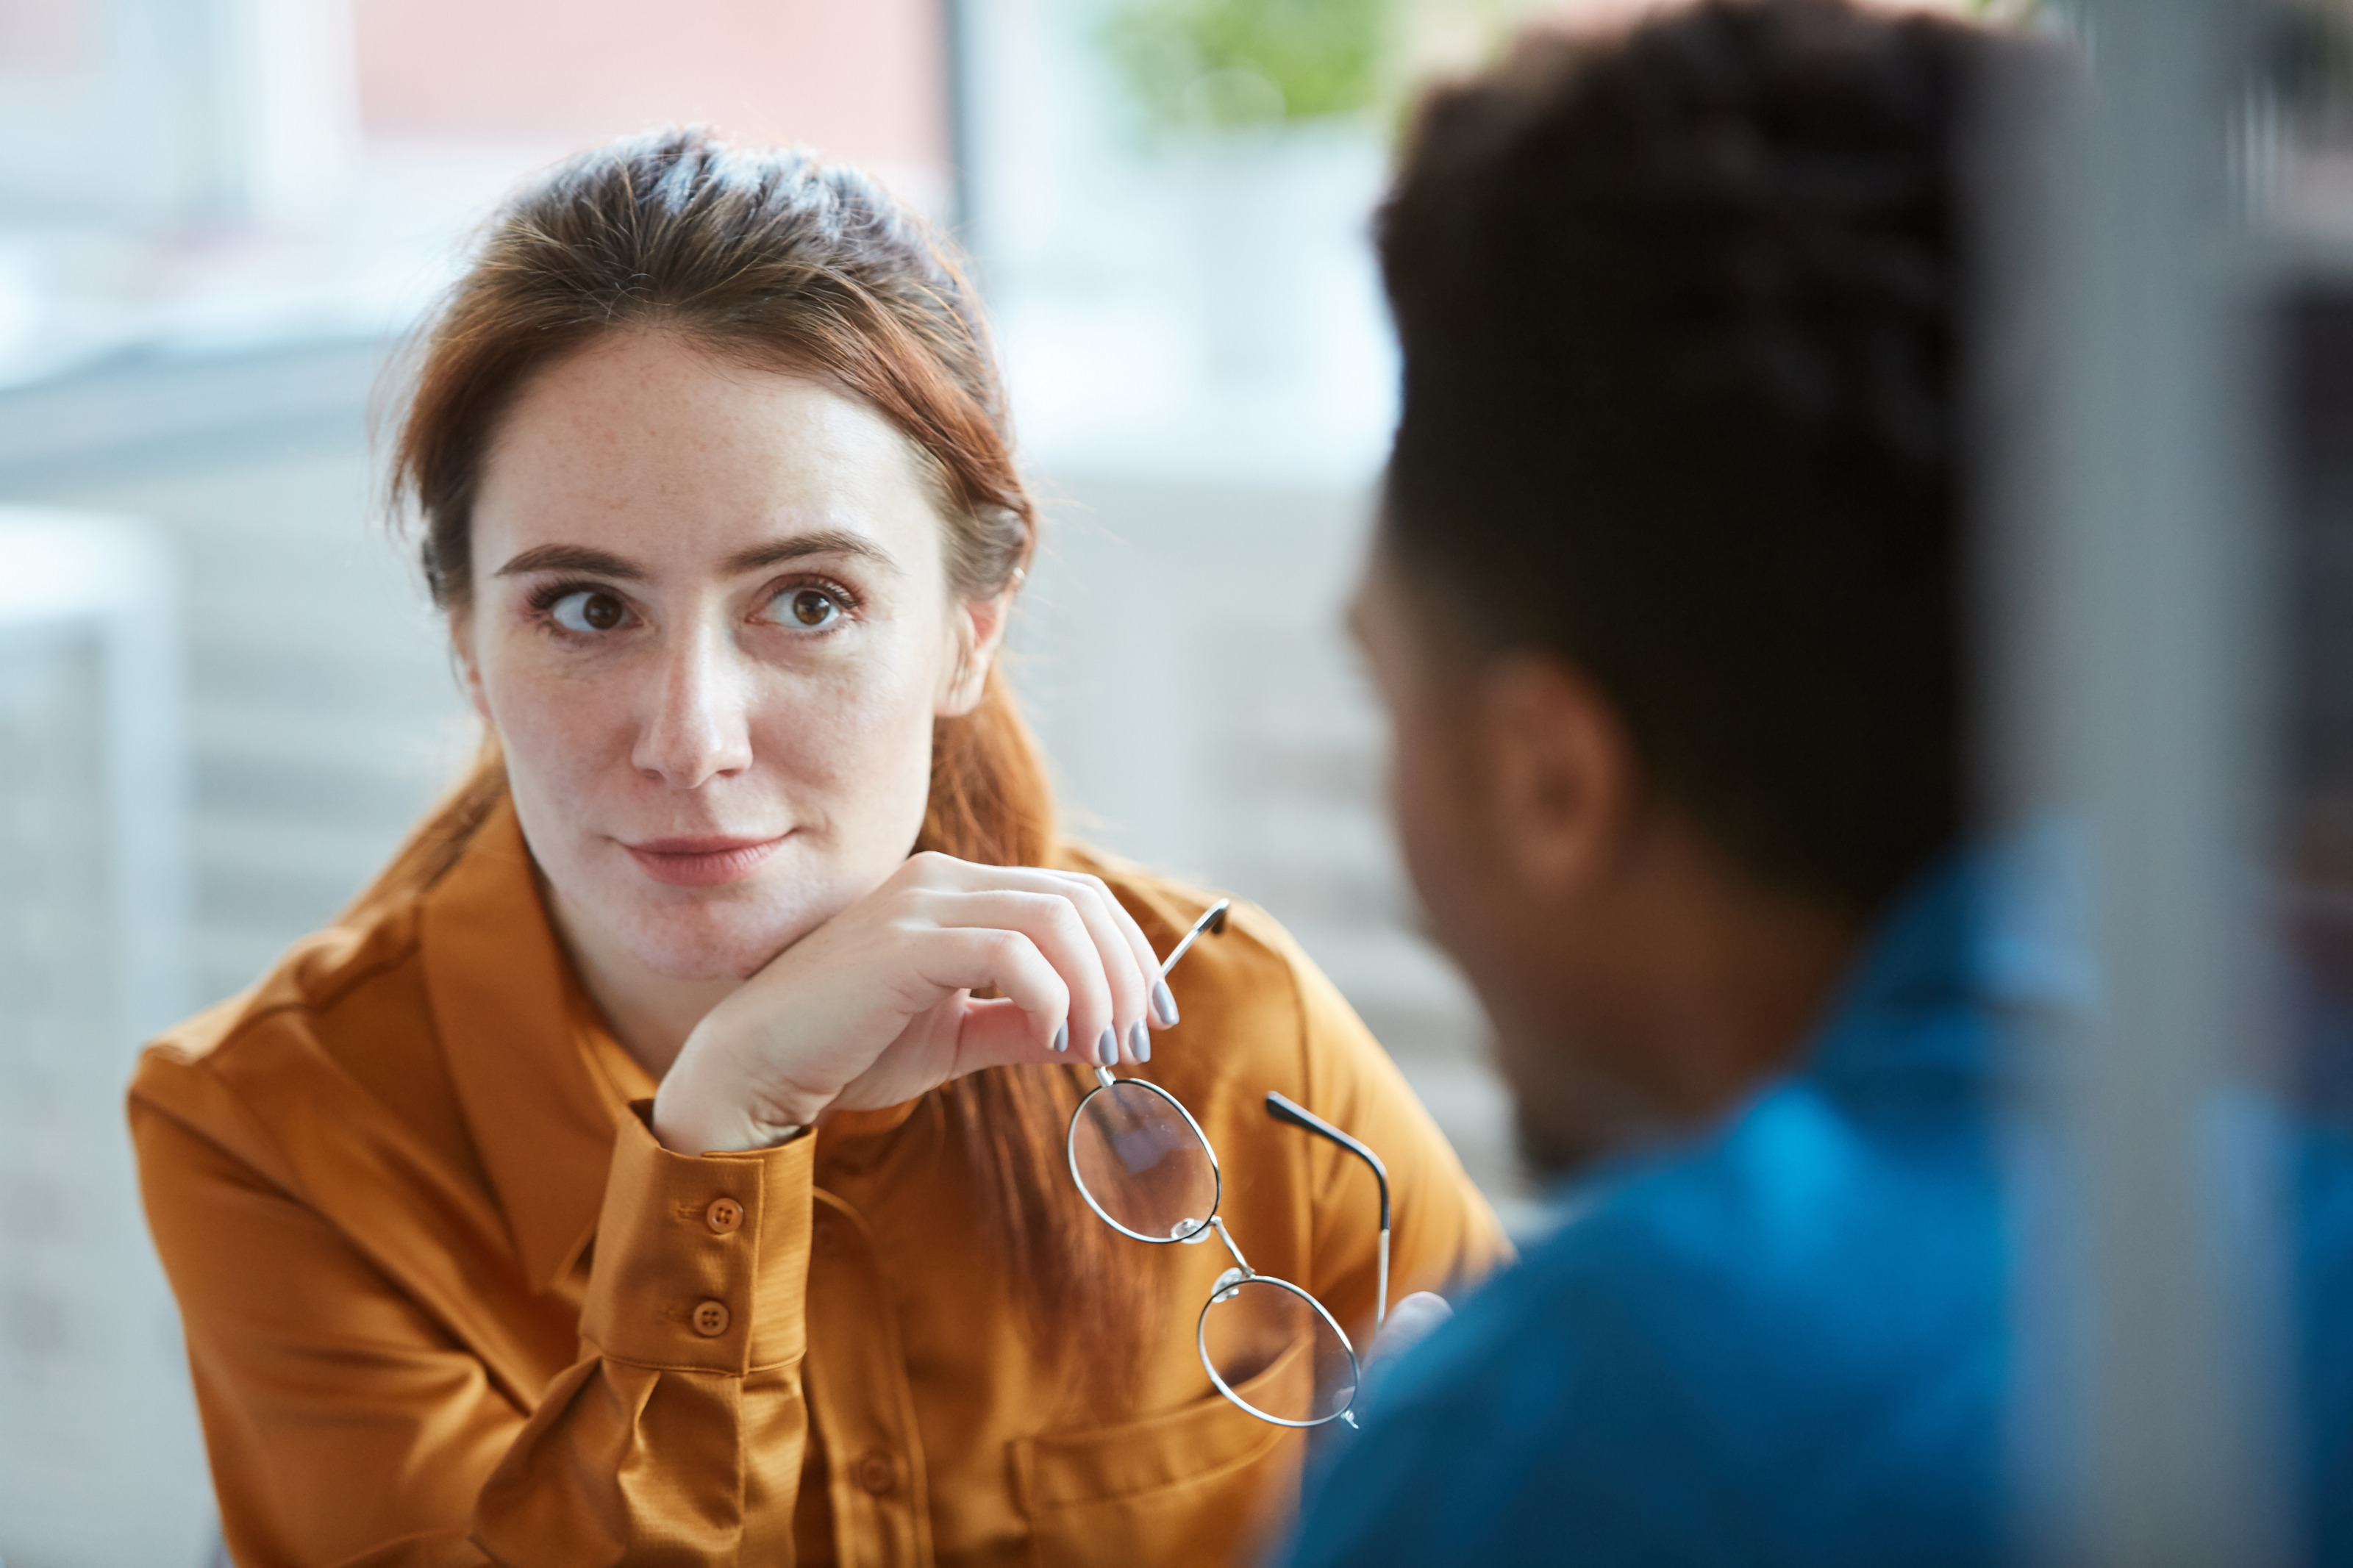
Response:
[1097,1027,1119,1067]
[1151,980,1180,1028]
[1052,1020,1068,1053]
[1129,1019,1149,1064]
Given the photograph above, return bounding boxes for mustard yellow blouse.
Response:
[130,795,1509,1567]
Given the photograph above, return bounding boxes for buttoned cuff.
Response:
[578,1100,814,1375]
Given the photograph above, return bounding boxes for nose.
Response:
[632,622,754,790]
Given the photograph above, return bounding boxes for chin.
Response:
[599,861,862,982]
[1493,1020,1679,1181]
[1511,1098,1617,1181]
[606,898,809,981]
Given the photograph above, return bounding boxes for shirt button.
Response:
[705,1198,743,1234]
[858,1452,896,1494]
[690,1299,731,1337]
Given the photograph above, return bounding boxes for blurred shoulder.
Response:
[1310,1087,2008,1562]
[1366,1077,1989,1428]
[1453,1080,1996,1370]
[1293,1195,1858,1568]
[1288,1248,1602,1567]
[129,893,436,1166]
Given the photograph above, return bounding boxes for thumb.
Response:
[1368,1290,1453,1370]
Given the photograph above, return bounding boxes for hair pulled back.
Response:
[372,128,1126,1376]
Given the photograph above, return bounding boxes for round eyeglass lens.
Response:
[1198,1274,1361,1427]
[1070,1081,1218,1243]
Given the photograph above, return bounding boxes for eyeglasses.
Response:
[1065,899,1392,1429]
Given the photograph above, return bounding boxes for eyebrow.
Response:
[721,530,898,576]
[494,530,899,582]
[495,543,643,581]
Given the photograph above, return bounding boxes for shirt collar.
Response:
[420,795,641,1292]
[1805,823,2093,1086]
[1529,831,2090,1229]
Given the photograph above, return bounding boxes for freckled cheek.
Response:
[741,653,941,791]
[474,631,640,791]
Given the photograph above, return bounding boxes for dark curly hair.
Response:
[1378,0,1993,912]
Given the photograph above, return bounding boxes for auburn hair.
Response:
[368,127,1138,1391]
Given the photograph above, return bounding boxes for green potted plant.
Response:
[1101,0,1394,139]
[1093,0,1401,388]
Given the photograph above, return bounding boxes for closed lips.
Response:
[624,835,788,887]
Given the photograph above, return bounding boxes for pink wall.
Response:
[0,0,90,74]
[352,0,949,175]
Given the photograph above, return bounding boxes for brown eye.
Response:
[551,589,629,633]
[772,587,840,629]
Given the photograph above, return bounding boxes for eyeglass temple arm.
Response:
[1094,900,1229,1090]
[1115,900,1227,1089]
[1158,898,1231,978]
[1263,1090,1392,1333]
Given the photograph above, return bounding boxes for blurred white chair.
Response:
[0,510,211,1564]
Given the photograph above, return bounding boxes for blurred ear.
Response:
[1474,654,1642,897]
[938,587,1014,716]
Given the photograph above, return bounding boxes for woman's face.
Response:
[459,330,1002,982]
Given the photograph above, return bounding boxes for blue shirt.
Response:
[1281,851,2353,1567]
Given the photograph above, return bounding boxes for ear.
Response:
[937,587,1015,717]
[449,609,495,725]
[1474,654,1642,897]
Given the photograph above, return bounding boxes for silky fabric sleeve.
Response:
[132,1100,815,1568]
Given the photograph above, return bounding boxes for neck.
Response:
[1492,817,1870,1172]
[542,878,738,1081]
[1636,865,1864,1117]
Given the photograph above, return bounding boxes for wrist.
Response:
[652,1019,826,1153]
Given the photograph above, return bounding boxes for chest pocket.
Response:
[1012,1339,1311,1567]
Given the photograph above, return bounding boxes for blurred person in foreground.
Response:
[127,130,1505,1567]
[1285,1,2032,1562]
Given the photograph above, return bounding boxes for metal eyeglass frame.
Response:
[1063,898,1394,1429]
